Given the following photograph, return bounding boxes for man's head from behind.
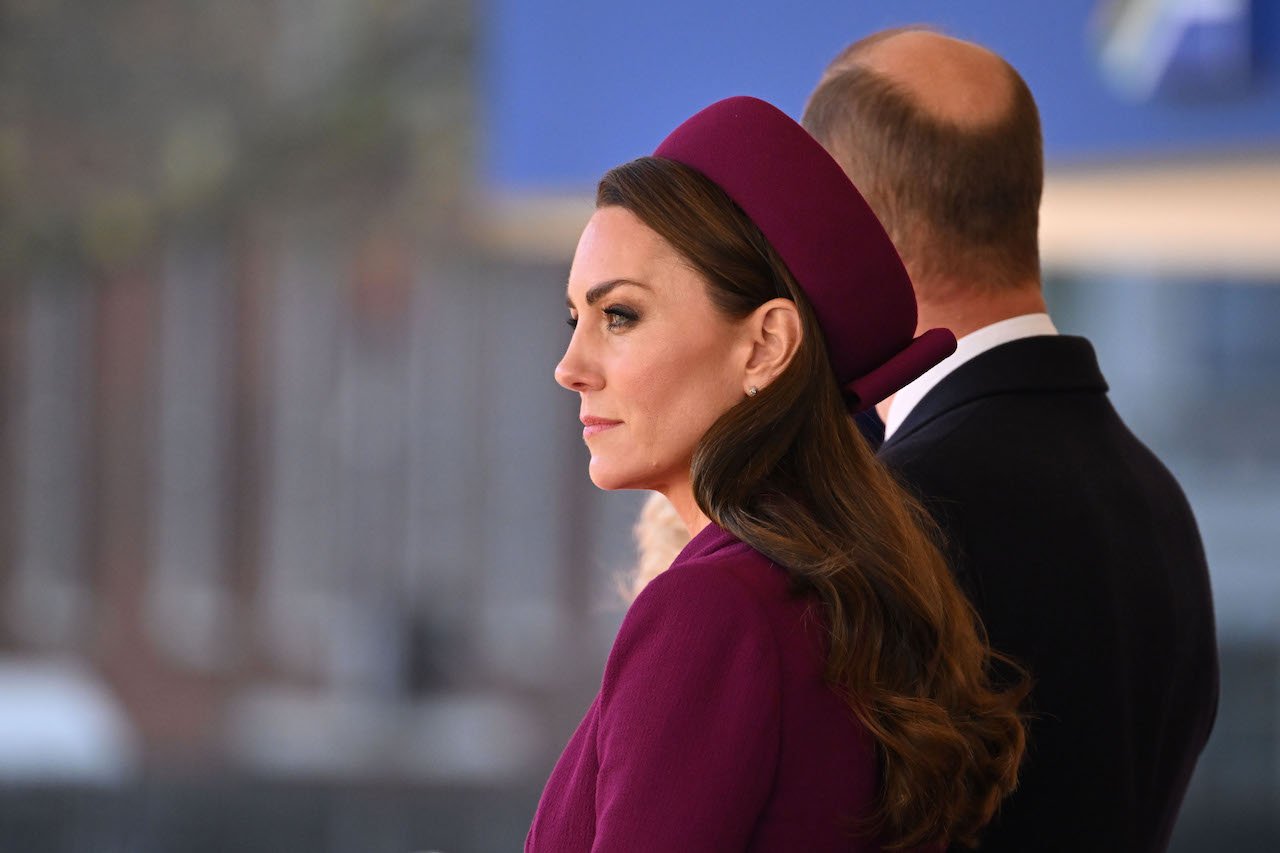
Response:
[803,28,1043,300]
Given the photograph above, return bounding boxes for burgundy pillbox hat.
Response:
[653,96,956,411]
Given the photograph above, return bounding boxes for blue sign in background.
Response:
[482,0,1280,191]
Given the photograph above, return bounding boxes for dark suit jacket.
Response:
[878,335,1218,853]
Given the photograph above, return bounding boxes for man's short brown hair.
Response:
[803,31,1043,292]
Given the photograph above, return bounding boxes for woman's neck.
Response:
[661,482,712,540]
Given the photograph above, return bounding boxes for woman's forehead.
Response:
[567,208,691,299]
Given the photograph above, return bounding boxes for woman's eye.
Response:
[604,306,639,329]
[566,315,578,329]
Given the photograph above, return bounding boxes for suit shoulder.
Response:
[879,416,985,495]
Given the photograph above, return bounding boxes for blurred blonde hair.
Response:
[624,491,691,602]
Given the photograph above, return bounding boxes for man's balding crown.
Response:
[825,29,1018,130]
[804,28,1044,292]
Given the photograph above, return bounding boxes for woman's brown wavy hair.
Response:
[598,156,1029,850]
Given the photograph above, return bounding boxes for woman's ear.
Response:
[744,297,802,390]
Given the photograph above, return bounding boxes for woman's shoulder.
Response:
[603,538,785,701]
[622,527,803,652]
[645,528,785,606]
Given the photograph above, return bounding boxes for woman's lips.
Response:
[581,417,622,438]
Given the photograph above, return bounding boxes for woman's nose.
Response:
[555,334,603,392]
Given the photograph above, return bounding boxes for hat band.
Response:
[842,328,957,412]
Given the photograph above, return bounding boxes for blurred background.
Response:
[0,0,1277,851]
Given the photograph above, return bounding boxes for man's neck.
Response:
[915,280,1047,339]
[875,279,1048,424]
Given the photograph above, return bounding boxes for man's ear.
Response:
[743,297,802,391]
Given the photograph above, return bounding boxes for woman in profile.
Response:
[527,96,1027,852]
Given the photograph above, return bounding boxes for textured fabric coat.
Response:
[878,335,1219,853]
[526,521,914,852]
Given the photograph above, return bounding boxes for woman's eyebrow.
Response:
[566,278,651,309]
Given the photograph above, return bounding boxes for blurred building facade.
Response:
[0,2,635,850]
[1,1,1279,852]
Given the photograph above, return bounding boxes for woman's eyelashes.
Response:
[603,304,639,329]
[565,305,640,331]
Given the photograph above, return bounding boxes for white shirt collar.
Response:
[882,313,1059,441]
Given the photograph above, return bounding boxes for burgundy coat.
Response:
[526,521,927,852]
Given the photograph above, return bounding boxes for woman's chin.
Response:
[587,459,647,492]
[587,461,627,491]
